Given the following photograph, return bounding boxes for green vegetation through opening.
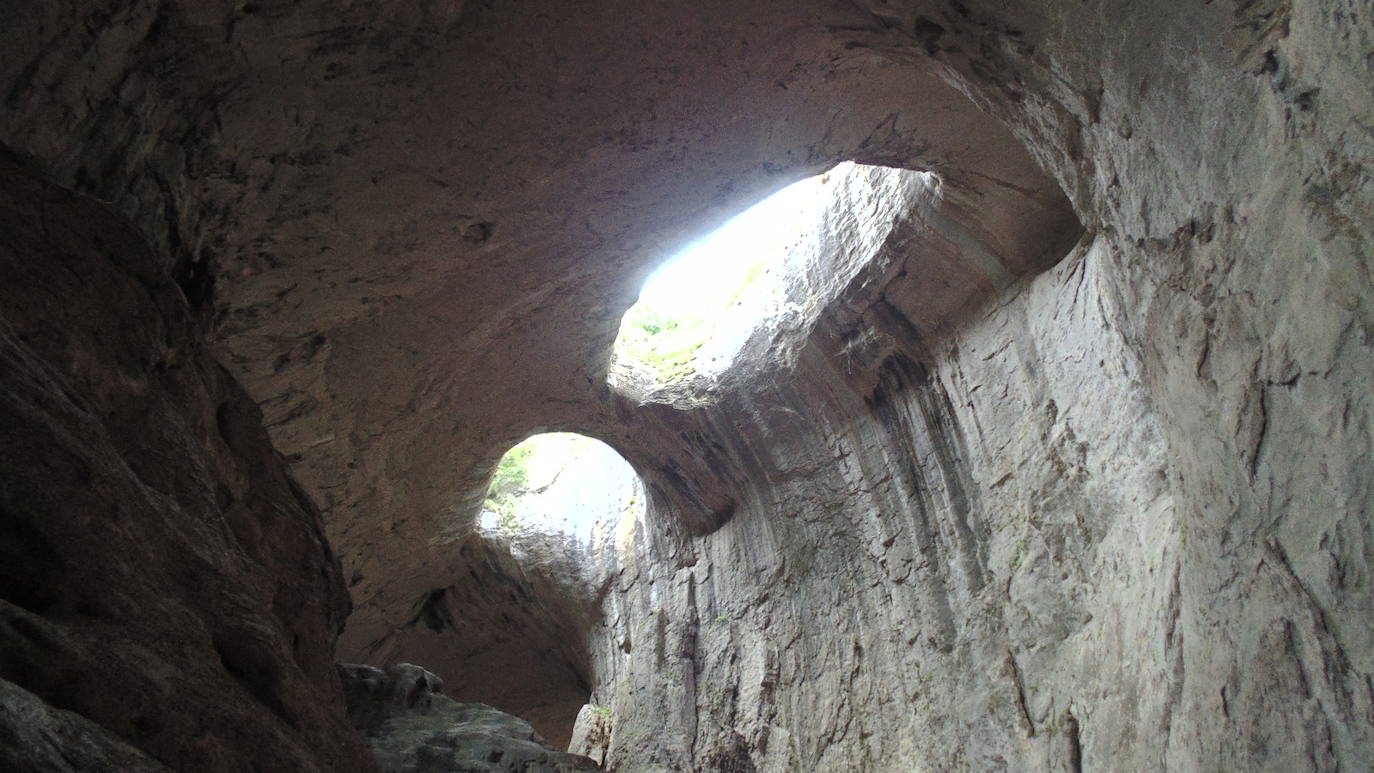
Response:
[611,163,853,385]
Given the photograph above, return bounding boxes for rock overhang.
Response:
[1,0,1083,542]
[2,0,1092,754]
[4,0,1373,769]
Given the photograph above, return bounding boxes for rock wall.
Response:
[584,232,1177,770]
[1,0,1371,770]
[340,663,601,773]
[0,148,375,771]
[354,532,601,750]
[577,1,1374,770]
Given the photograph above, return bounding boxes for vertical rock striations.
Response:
[576,2,1374,770]
[0,0,1371,771]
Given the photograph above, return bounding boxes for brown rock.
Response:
[0,147,374,772]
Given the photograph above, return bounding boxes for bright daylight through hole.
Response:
[480,433,641,547]
[482,163,931,546]
[611,162,858,385]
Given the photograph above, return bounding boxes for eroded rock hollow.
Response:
[2,0,1372,771]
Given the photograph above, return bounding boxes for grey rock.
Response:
[341,664,602,773]
[0,0,1371,771]
[0,7,1079,744]
[0,678,170,773]
[568,704,613,767]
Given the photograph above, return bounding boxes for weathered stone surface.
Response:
[0,10,1078,741]
[568,704,614,767]
[0,147,374,772]
[341,663,602,773]
[576,2,1374,770]
[0,677,169,773]
[1,0,1371,771]
[354,533,600,751]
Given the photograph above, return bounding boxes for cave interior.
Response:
[1,1,1372,772]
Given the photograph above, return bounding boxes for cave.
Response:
[1,2,1371,772]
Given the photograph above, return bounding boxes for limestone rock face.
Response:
[340,663,602,773]
[0,148,374,772]
[576,2,1374,770]
[1,0,1372,771]
[2,0,1078,742]
[357,533,600,751]
[0,678,169,773]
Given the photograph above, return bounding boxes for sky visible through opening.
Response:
[482,168,862,542]
[613,163,852,383]
[480,433,640,545]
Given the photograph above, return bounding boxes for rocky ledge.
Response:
[341,663,602,773]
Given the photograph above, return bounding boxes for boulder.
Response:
[341,663,602,773]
